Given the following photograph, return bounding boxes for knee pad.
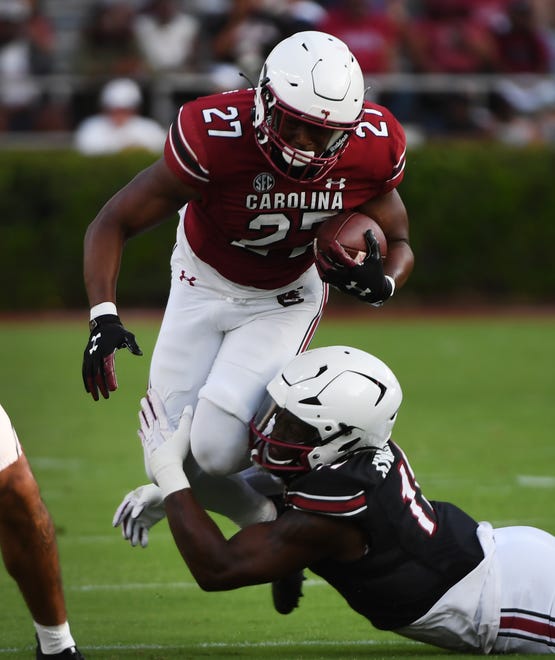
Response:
[190,399,250,476]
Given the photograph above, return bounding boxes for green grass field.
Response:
[0,312,554,659]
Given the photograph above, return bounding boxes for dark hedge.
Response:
[0,145,553,310]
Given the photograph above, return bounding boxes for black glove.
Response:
[82,314,142,401]
[315,230,393,304]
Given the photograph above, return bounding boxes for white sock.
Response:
[34,621,76,655]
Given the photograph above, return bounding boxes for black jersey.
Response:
[285,441,484,629]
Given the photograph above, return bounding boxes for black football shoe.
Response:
[272,570,306,615]
[36,638,85,659]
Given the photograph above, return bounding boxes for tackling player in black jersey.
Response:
[123,345,555,654]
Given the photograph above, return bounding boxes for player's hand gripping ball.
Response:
[314,211,393,304]
[315,211,387,264]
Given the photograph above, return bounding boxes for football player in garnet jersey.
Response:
[131,346,555,655]
[83,31,413,609]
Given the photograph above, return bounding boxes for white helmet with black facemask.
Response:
[249,346,402,476]
[253,31,364,183]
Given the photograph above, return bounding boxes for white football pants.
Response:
[397,522,555,654]
[491,525,555,654]
[147,216,328,526]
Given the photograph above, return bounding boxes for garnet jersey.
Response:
[164,89,406,289]
[285,441,484,630]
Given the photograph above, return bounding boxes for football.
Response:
[315,211,387,265]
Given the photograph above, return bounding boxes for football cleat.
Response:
[36,639,85,659]
[272,570,306,615]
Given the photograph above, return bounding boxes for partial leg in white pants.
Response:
[492,526,555,654]
[184,453,277,527]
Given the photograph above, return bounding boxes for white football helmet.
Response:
[250,346,402,475]
[253,31,364,182]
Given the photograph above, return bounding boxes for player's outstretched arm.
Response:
[82,159,199,401]
[165,490,361,591]
[137,388,356,589]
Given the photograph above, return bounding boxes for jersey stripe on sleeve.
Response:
[287,489,367,516]
[167,108,209,183]
[386,146,406,184]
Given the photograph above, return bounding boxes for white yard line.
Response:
[68,578,326,592]
[0,638,421,654]
[516,475,555,488]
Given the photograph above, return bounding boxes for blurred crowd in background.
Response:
[1,0,555,151]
